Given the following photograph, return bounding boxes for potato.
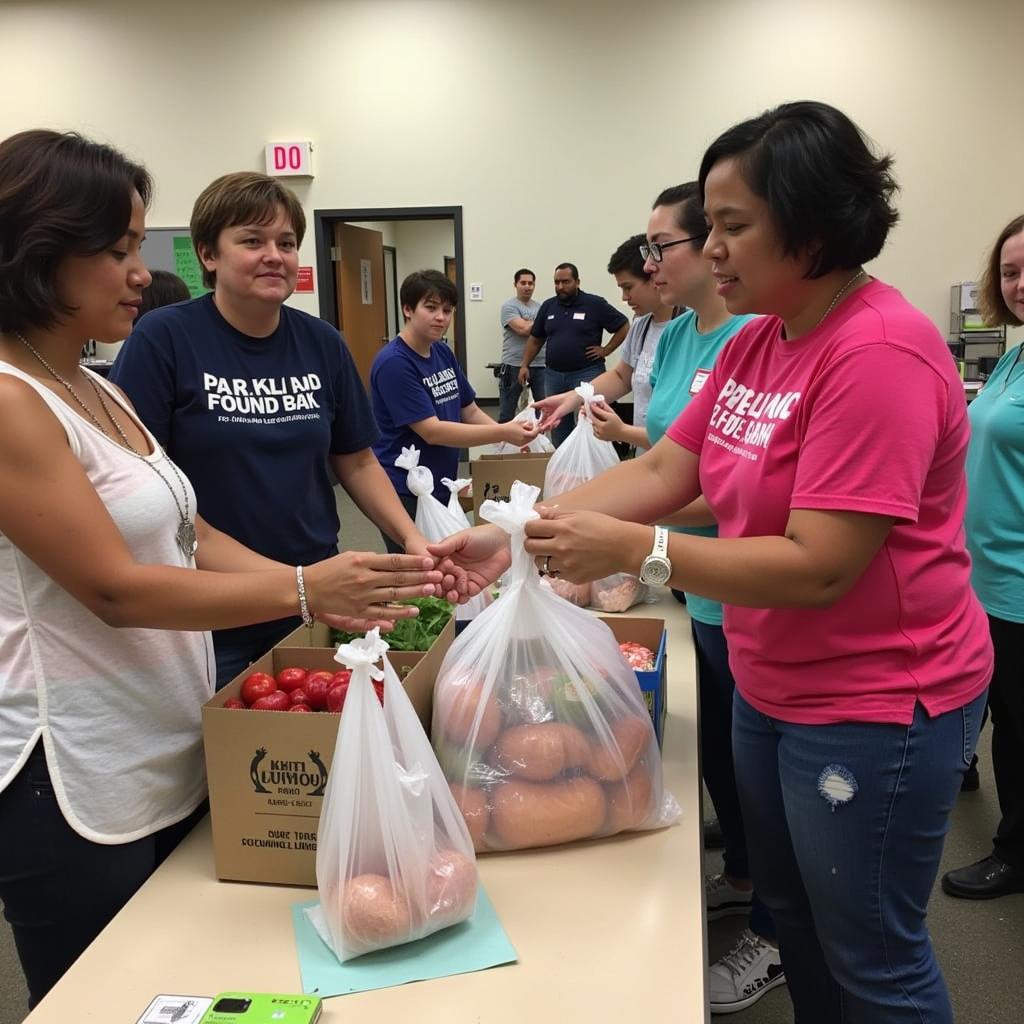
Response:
[437,677,503,748]
[587,715,651,782]
[426,849,478,927]
[449,782,491,851]
[491,776,607,849]
[494,722,591,781]
[604,761,655,833]
[340,874,412,951]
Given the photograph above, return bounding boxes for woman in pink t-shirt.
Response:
[434,102,991,1023]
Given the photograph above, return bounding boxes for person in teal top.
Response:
[638,183,777,1013]
[942,214,1024,902]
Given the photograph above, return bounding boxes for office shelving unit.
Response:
[949,281,1006,380]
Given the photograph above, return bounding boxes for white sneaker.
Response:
[705,873,754,921]
[709,929,786,1015]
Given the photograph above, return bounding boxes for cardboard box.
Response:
[469,451,552,519]
[600,616,668,746]
[202,620,454,886]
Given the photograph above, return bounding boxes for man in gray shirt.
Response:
[498,268,545,421]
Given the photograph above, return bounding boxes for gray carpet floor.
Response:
[2,478,1022,1023]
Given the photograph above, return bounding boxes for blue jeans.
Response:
[732,686,988,1022]
[545,362,604,447]
[691,620,774,939]
[498,363,547,423]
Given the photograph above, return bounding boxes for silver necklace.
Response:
[814,268,866,330]
[14,331,198,558]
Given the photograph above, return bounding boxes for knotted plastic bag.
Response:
[542,382,619,499]
[307,629,478,961]
[490,406,555,455]
[441,477,472,521]
[432,482,680,852]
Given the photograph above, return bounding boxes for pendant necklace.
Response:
[14,331,198,558]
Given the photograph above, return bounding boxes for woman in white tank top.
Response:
[0,130,453,1010]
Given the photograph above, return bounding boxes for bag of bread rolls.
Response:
[432,481,680,853]
[307,630,478,962]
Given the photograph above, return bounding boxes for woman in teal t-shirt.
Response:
[942,215,1024,901]
[640,182,776,1014]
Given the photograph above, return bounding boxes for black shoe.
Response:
[704,818,725,850]
[942,855,1024,900]
[960,764,980,792]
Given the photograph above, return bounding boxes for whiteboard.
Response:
[142,227,209,297]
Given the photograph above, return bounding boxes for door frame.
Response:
[314,206,466,369]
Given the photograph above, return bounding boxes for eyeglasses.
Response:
[640,234,708,264]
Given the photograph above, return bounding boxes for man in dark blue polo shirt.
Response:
[518,262,629,445]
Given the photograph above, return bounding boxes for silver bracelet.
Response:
[295,565,314,627]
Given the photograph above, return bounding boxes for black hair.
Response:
[0,129,152,333]
[697,101,899,278]
[652,182,706,243]
[513,268,535,283]
[607,234,651,279]
[400,269,458,315]
[138,270,191,318]
[554,262,579,280]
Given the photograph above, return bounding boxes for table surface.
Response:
[25,593,706,1024]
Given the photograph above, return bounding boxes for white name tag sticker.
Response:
[547,314,555,319]
[573,312,586,320]
[689,368,712,394]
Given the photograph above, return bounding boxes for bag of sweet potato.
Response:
[431,481,680,852]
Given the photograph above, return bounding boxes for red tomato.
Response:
[288,704,313,713]
[289,689,311,707]
[223,697,246,709]
[373,680,385,706]
[275,667,308,693]
[331,670,352,687]
[251,691,291,711]
[326,682,349,713]
[240,672,277,707]
[304,670,334,711]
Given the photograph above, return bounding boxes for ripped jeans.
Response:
[732,687,987,1023]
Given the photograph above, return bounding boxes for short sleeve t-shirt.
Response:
[646,310,757,626]
[371,336,476,499]
[531,291,629,372]
[618,313,670,434]
[964,345,1024,623]
[666,279,992,725]
[500,297,543,367]
[111,294,377,566]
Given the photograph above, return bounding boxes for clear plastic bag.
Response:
[432,482,680,853]
[490,406,555,455]
[307,630,478,962]
[397,452,490,621]
[441,476,472,521]
[542,382,619,499]
[589,573,647,612]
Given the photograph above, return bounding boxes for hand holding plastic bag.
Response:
[542,382,619,499]
[490,407,555,455]
[432,482,680,852]
[308,629,478,961]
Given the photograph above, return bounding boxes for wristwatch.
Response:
[639,526,672,587]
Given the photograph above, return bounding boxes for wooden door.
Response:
[444,255,458,351]
[333,223,388,389]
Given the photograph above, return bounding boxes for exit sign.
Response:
[265,141,313,177]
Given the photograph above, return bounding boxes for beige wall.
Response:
[2,0,1022,394]
[393,220,457,297]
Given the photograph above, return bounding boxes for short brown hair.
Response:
[399,269,458,317]
[0,129,151,333]
[978,214,1024,327]
[189,172,306,289]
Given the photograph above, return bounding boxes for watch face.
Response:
[641,557,672,586]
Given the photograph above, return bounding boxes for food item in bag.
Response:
[425,849,477,927]
[491,777,607,849]
[589,573,644,612]
[448,784,490,849]
[604,762,655,832]
[494,722,591,781]
[436,675,503,748]
[587,714,650,781]
[340,875,413,948]
[544,576,590,606]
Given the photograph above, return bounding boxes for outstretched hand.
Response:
[523,505,637,582]
[426,524,511,599]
